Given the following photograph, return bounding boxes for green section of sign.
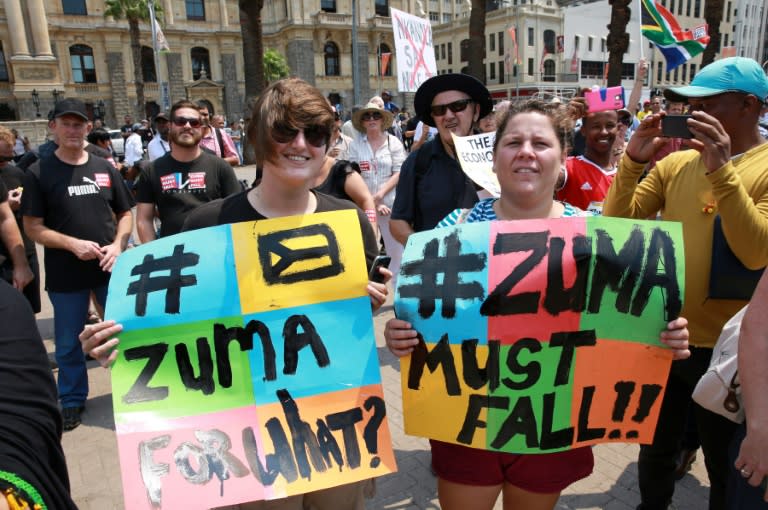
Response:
[112,316,253,421]
[581,218,685,344]
[486,343,574,453]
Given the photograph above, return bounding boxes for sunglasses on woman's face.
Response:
[430,98,474,117]
[362,112,383,121]
[271,123,329,148]
[171,116,202,128]
[0,155,13,162]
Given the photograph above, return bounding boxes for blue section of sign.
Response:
[247,296,381,405]
[106,225,241,331]
[395,222,489,345]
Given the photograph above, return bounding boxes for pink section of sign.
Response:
[118,406,275,510]
[487,218,586,343]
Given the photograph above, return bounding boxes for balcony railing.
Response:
[314,11,352,25]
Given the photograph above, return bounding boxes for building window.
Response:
[378,43,393,76]
[689,63,696,79]
[726,1,731,21]
[686,0,691,16]
[441,44,446,60]
[499,61,504,83]
[527,27,534,46]
[429,11,439,21]
[574,35,580,50]
[191,47,210,80]
[489,62,496,80]
[324,41,340,76]
[0,44,8,82]
[62,0,87,15]
[443,13,451,23]
[447,42,453,64]
[321,0,337,13]
[543,29,556,54]
[681,63,687,83]
[723,34,729,48]
[490,34,496,53]
[374,0,388,16]
[657,61,663,82]
[669,0,675,14]
[186,0,205,20]
[141,46,157,82]
[543,60,555,81]
[498,32,504,56]
[601,38,606,53]
[693,0,700,16]
[528,57,534,75]
[70,44,96,83]
[588,36,593,52]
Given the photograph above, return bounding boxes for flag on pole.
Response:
[508,27,521,65]
[641,0,709,71]
[381,52,392,76]
[153,17,170,52]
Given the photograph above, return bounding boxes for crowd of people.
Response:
[1,55,768,510]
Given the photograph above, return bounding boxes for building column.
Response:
[3,0,30,57]
[219,0,229,27]
[163,0,174,24]
[26,0,53,57]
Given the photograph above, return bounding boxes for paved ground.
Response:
[37,165,711,509]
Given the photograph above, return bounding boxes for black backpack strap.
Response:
[214,128,225,157]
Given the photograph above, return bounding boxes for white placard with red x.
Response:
[391,8,437,93]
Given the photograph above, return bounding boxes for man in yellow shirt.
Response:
[604,56,768,510]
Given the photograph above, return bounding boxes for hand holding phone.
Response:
[584,86,625,113]
[369,255,391,284]
[662,115,694,139]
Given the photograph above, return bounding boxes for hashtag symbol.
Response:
[399,231,486,319]
[126,244,200,316]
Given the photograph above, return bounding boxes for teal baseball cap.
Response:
[664,57,768,103]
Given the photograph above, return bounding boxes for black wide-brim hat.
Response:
[414,73,493,127]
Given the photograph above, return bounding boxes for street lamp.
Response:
[52,89,61,104]
[31,89,40,117]
[93,99,105,120]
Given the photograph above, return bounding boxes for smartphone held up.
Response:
[662,115,694,139]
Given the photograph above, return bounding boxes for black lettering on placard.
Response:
[632,229,681,320]
[462,339,500,391]
[480,231,549,316]
[544,235,592,315]
[277,389,329,479]
[126,244,199,316]
[577,386,606,442]
[407,333,461,395]
[325,408,363,469]
[457,394,509,444]
[502,338,542,390]
[283,315,330,375]
[251,320,277,382]
[123,343,170,404]
[175,338,214,395]
[242,420,298,485]
[214,323,255,388]
[399,231,486,319]
[491,395,539,449]
[632,384,663,423]
[612,381,636,422]
[550,330,597,386]
[315,418,344,470]
[540,393,575,449]
[362,396,386,468]
[258,224,343,285]
[588,228,645,315]
[139,435,171,506]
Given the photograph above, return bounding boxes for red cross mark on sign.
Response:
[395,15,432,89]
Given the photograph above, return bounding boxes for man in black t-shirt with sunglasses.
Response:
[134,100,241,243]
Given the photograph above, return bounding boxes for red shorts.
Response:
[430,440,594,494]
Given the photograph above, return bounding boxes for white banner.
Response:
[451,132,500,198]
[390,7,437,93]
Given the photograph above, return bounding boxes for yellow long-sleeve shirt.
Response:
[604,142,768,347]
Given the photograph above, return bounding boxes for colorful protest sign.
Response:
[105,210,396,510]
[452,132,500,197]
[390,7,437,92]
[395,217,685,453]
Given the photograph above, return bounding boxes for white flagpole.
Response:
[149,2,170,111]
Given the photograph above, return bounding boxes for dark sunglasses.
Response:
[362,112,383,121]
[272,123,330,148]
[334,112,341,120]
[0,155,13,162]
[430,98,474,117]
[172,116,202,128]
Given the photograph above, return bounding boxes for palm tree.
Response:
[467,0,487,82]
[104,0,163,119]
[700,0,724,67]
[264,49,290,85]
[606,0,631,87]
[238,1,264,164]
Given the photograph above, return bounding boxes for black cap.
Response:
[154,112,169,122]
[414,74,493,127]
[52,98,88,121]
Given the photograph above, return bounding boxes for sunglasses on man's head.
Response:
[171,117,202,128]
[430,98,474,117]
[362,112,383,121]
[271,123,330,148]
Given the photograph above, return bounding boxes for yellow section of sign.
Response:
[232,210,368,314]
[401,342,489,450]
